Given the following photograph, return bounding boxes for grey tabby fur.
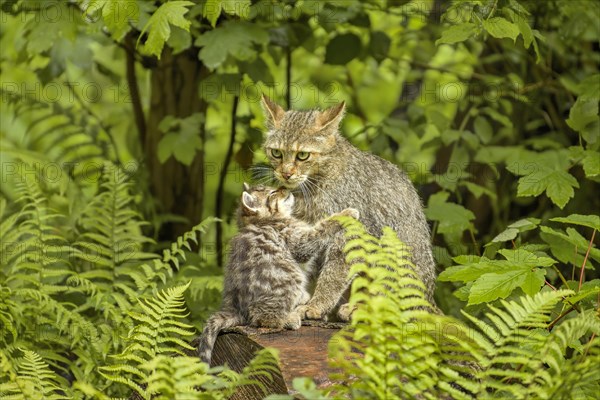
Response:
[198,184,359,364]
[261,95,437,320]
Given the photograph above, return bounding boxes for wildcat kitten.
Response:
[260,95,437,320]
[198,184,359,364]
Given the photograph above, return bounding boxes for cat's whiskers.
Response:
[249,164,277,186]
[304,177,336,205]
[298,182,311,206]
[299,181,314,205]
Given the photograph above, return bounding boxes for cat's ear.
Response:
[261,94,285,129]
[241,191,258,213]
[316,101,345,132]
[243,182,251,192]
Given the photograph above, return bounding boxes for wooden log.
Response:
[190,321,345,399]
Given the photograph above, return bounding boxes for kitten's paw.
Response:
[339,208,359,219]
[337,303,356,322]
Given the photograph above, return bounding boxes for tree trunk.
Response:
[145,47,210,240]
[189,321,344,398]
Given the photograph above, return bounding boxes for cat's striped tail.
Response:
[198,311,243,365]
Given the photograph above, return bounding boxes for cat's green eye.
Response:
[271,149,282,158]
[296,151,310,161]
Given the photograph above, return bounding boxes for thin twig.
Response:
[583,333,596,359]
[552,265,570,290]
[579,229,597,291]
[548,305,576,331]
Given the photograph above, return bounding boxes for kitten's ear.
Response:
[316,101,346,132]
[243,182,251,192]
[241,191,258,213]
[261,94,285,129]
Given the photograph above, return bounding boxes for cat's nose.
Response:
[281,171,292,180]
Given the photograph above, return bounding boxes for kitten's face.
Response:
[240,185,295,223]
[261,96,345,189]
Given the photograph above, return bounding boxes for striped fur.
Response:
[261,96,437,320]
[197,185,358,365]
[198,311,243,364]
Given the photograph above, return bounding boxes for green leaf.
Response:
[369,31,391,62]
[202,1,251,27]
[436,23,478,45]
[196,21,269,69]
[581,151,600,178]
[540,226,600,267]
[566,284,600,306]
[460,181,498,200]
[425,192,475,238]
[551,214,600,231]
[515,15,534,48]
[497,248,556,268]
[157,113,204,165]
[468,270,527,304]
[473,115,493,144]
[567,97,599,131]
[521,268,546,296]
[221,0,251,17]
[442,249,553,304]
[166,26,192,55]
[570,147,600,179]
[138,1,194,59]
[99,0,139,41]
[203,0,222,27]
[490,218,541,243]
[511,151,580,209]
[439,257,496,283]
[483,17,520,42]
[325,33,362,65]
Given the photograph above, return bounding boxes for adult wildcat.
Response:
[261,95,436,320]
[198,184,358,364]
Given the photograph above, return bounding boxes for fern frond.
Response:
[330,218,476,399]
[142,355,212,399]
[0,87,115,171]
[160,217,220,270]
[540,311,600,398]
[0,350,70,399]
[223,348,281,398]
[100,282,196,397]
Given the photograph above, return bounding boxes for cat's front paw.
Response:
[337,303,356,322]
[296,304,326,320]
[337,208,359,219]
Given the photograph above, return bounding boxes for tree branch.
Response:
[215,96,240,266]
[125,32,147,147]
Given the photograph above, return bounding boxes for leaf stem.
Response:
[547,305,575,331]
[552,265,570,290]
[469,228,481,256]
[583,332,596,359]
[578,229,597,291]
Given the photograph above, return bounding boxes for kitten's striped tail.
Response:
[198,311,243,365]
